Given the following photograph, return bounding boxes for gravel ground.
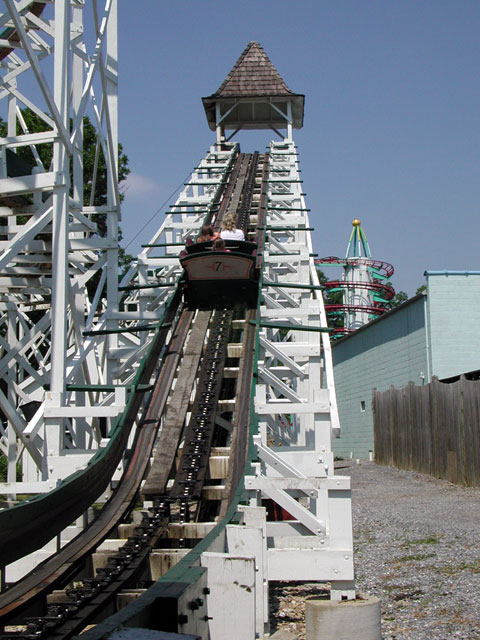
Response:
[269,461,480,639]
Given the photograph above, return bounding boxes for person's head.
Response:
[212,237,226,251]
[197,224,214,241]
[200,224,214,237]
[221,214,237,232]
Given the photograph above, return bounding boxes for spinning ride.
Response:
[316,219,395,337]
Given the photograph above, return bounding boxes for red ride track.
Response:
[323,280,395,300]
[315,256,394,279]
[325,303,385,316]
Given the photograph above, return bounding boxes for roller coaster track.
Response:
[2,310,258,639]
[317,253,395,332]
[0,303,192,623]
[0,2,45,61]
[0,138,355,639]
[0,151,262,638]
[326,303,385,317]
[0,138,355,640]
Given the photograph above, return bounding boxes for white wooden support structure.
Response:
[0,1,126,493]
[172,138,355,640]
[243,139,355,615]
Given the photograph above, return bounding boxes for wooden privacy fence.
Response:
[373,376,480,486]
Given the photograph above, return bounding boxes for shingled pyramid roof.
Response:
[212,41,297,98]
[202,42,304,131]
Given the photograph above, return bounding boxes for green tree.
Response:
[81,115,130,236]
[384,290,409,310]
[0,454,22,482]
[317,269,344,329]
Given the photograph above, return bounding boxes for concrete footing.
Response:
[306,594,381,640]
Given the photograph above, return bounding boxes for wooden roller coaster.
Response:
[0,9,355,639]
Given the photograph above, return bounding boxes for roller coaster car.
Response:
[180,240,259,308]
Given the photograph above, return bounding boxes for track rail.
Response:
[171,308,233,508]
[0,305,193,625]
[11,307,255,639]
[210,152,260,235]
[324,280,395,300]
[0,286,184,569]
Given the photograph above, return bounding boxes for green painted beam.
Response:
[249,320,331,332]
[119,284,175,291]
[66,383,153,393]
[266,207,310,212]
[185,181,227,186]
[258,226,314,231]
[141,242,187,248]
[83,321,171,337]
[165,209,211,215]
[262,281,324,291]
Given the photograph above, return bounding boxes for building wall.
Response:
[426,272,480,380]
[332,295,427,459]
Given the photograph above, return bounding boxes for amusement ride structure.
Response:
[0,4,358,639]
[316,219,395,337]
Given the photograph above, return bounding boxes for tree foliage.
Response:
[317,269,344,329]
[81,115,130,236]
[0,454,22,482]
[384,290,409,310]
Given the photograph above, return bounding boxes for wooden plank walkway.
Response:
[142,310,211,496]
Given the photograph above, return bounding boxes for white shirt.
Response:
[220,229,245,241]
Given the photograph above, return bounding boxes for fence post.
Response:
[407,381,415,471]
[389,385,396,467]
[431,376,439,478]
[460,375,466,485]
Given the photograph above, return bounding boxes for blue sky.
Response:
[118,1,480,296]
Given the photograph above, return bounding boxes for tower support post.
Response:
[0,0,122,492]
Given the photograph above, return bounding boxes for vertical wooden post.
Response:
[408,381,415,471]
[389,385,396,467]
[431,376,439,478]
[460,376,466,485]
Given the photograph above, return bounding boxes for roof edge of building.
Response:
[332,293,425,347]
[425,270,480,277]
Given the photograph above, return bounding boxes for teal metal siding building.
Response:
[331,272,480,459]
[426,272,480,380]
